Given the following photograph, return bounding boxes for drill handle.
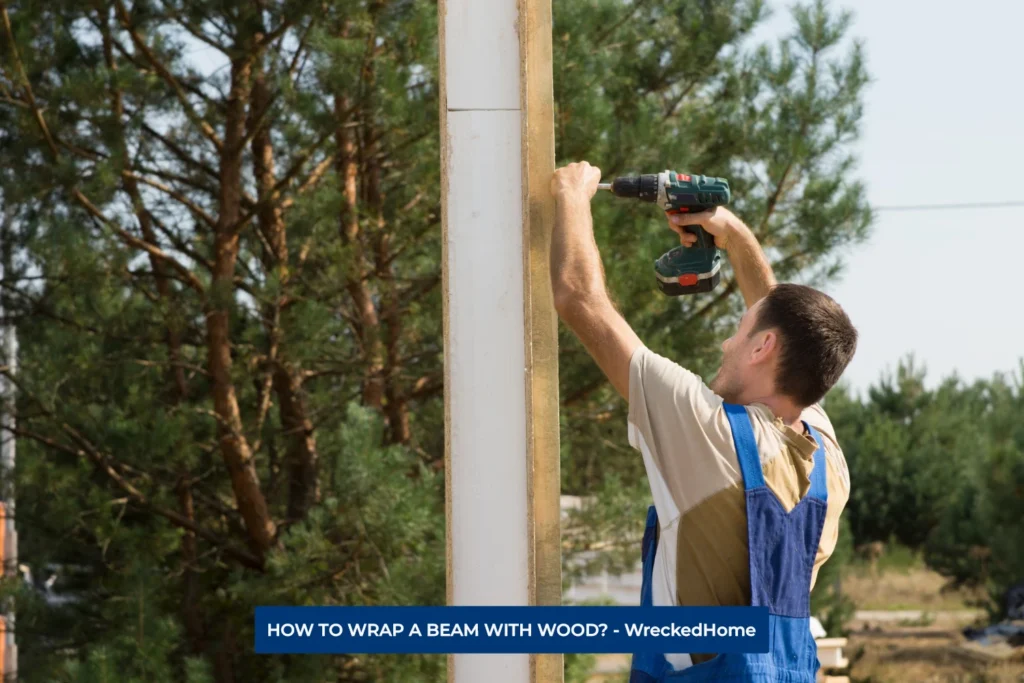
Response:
[676,223,717,250]
[666,210,717,250]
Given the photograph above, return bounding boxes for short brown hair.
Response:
[751,284,857,407]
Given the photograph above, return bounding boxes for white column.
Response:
[439,0,560,681]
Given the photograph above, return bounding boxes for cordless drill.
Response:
[598,171,731,295]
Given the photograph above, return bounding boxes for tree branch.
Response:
[1,5,204,295]
[139,122,220,182]
[113,0,224,152]
[690,278,739,320]
[0,2,59,157]
[231,127,339,230]
[76,190,205,294]
[148,213,214,271]
[123,170,218,229]
[258,18,294,50]
[8,426,262,570]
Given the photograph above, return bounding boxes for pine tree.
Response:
[1,0,444,679]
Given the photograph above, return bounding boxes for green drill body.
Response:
[599,171,731,296]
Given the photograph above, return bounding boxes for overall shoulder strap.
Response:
[723,403,765,491]
[804,424,829,503]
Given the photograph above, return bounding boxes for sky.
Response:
[751,0,1024,395]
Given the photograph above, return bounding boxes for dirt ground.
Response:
[840,561,1024,683]
[845,617,1024,683]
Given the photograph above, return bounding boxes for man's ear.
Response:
[749,329,777,366]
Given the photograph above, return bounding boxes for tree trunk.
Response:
[335,37,385,410]
[213,619,236,683]
[250,63,321,521]
[361,4,411,445]
[209,51,276,555]
[273,365,320,519]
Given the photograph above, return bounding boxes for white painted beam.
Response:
[442,0,521,111]
[446,109,530,681]
[440,0,561,681]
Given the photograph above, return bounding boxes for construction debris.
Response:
[958,620,1024,662]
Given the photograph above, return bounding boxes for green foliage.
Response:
[831,358,1024,617]
[829,360,982,548]
[564,653,600,683]
[811,515,855,635]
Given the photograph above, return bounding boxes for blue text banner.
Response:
[254,606,770,654]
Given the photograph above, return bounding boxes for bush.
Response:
[812,515,856,635]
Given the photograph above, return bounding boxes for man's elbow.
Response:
[552,282,607,325]
[552,282,587,321]
[552,284,578,320]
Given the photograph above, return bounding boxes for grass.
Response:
[843,544,986,613]
[897,612,936,627]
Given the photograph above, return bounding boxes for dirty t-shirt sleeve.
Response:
[627,345,730,526]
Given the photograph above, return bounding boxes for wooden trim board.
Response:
[519,1,561,683]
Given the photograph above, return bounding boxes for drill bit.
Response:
[597,183,612,191]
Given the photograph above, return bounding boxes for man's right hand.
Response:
[551,161,602,203]
[666,206,741,252]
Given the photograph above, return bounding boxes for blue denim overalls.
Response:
[630,402,829,682]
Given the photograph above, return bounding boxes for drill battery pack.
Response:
[654,242,723,296]
[657,268,721,296]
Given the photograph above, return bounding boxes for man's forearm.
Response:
[724,217,776,308]
[548,168,642,400]
[550,194,609,305]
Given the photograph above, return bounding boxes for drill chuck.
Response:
[604,174,662,203]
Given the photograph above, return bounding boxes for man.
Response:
[550,161,857,680]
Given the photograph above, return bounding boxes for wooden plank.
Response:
[815,638,848,648]
[519,0,560,682]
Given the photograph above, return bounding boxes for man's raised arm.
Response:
[550,162,642,399]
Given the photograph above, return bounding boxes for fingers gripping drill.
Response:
[597,171,731,296]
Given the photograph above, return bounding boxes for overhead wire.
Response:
[872,200,1024,212]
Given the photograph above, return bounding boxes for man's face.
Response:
[710,300,763,403]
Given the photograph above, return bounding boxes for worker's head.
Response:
[711,284,857,409]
